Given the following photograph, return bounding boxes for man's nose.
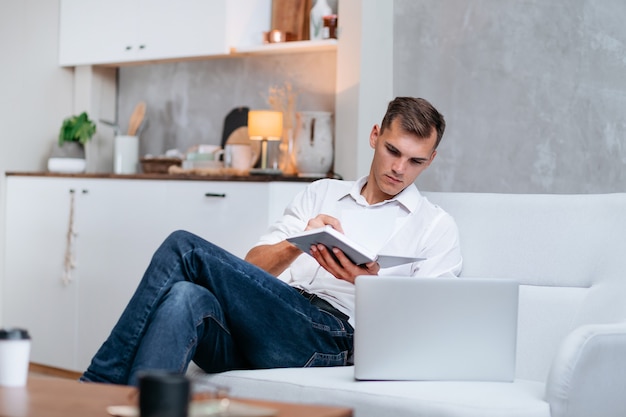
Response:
[392,159,407,173]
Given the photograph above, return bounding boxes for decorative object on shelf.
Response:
[323,14,338,39]
[271,0,312,41]
[48,111,97,173]
[309,0,332,40]
[248,110,283,175]
[294,111,334,177]
[263,29,297,43]
[267,82,298,175]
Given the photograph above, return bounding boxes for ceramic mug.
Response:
[225,144,255,171]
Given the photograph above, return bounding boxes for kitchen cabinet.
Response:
[58,0,272,66]
[2,176,307,372]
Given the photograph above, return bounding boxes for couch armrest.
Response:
[545,322,626,417]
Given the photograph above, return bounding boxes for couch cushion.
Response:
[423,192,626,382]
[190,366,549,417]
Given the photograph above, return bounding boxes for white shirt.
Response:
[254,177,463,326]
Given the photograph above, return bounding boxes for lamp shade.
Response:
[248,110,283,141]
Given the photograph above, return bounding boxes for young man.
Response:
[81,97,462,386]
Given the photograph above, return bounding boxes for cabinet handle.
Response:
[125,45,132,51]
[205,192,226,198]
[139,44,146,50]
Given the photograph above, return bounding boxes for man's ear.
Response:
[369,125,380,149]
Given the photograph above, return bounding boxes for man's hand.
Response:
[304,214,344,233]
[310,243,380,284]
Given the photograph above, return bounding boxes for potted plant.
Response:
[48,112,97,173]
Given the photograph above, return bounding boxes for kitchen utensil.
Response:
[135,117,149,138]
[99,119,121,136]
[127,101,146,136]
[221,107,249,149]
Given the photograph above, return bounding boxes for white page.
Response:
[341,206,398,254]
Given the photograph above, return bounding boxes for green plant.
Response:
[58,112,96,146]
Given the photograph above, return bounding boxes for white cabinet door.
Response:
[3,177,81,369]
[59,0,271,66]
[136,0,227,62]
[59,0,139,66]
[74,179,171,371]
[163,181,270,259]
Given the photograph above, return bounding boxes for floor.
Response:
[29,363,81,380]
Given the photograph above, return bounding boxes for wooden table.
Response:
[0,375,352,417]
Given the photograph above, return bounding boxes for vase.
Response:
[310,0,332,40]
[294,111,334,177]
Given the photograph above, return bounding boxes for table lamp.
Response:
[248,110,283,174]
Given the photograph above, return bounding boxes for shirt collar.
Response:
[341,176,421,212]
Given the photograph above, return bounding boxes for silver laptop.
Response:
[354,276,519,381]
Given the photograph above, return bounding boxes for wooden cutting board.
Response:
[271,0,312,40]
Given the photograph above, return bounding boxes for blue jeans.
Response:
[81,230,353,386]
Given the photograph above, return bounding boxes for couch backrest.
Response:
[422,192,626,382]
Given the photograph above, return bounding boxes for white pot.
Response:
[48,142,86,173]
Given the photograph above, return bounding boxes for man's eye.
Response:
[410,159,425,165]
[386,146,400,155]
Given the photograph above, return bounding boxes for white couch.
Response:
[190,192,626,417]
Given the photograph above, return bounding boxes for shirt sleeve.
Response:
[412,211,463,278]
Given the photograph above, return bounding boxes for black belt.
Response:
[296,288,350,322]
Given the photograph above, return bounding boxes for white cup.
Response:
[114,135,139,174]
[0,328,31,387]
[225,144,254,171]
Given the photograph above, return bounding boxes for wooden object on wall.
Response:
[271,0,312,41]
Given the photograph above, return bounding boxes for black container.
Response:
[138,371,190,417]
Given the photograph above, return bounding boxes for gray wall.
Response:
[118,52,336,157]
[394,0,626,193]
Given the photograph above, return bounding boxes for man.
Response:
[81,97,462,386]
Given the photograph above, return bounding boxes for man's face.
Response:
[367,117,438,201]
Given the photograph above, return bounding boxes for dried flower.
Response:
[266,81,298,129]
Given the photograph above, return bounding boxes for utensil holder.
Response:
[114,135,139,174]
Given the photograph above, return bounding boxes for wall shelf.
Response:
[230,39,337,56]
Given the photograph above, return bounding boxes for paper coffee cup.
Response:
[0,328,31,387]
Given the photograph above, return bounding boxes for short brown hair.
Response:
[380,97,446,149]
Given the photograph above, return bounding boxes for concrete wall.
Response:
[117,53,336,158]
[394,0,626,193]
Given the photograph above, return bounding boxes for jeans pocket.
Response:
[304,350,349,367]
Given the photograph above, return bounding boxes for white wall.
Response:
[0,0,75,323]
